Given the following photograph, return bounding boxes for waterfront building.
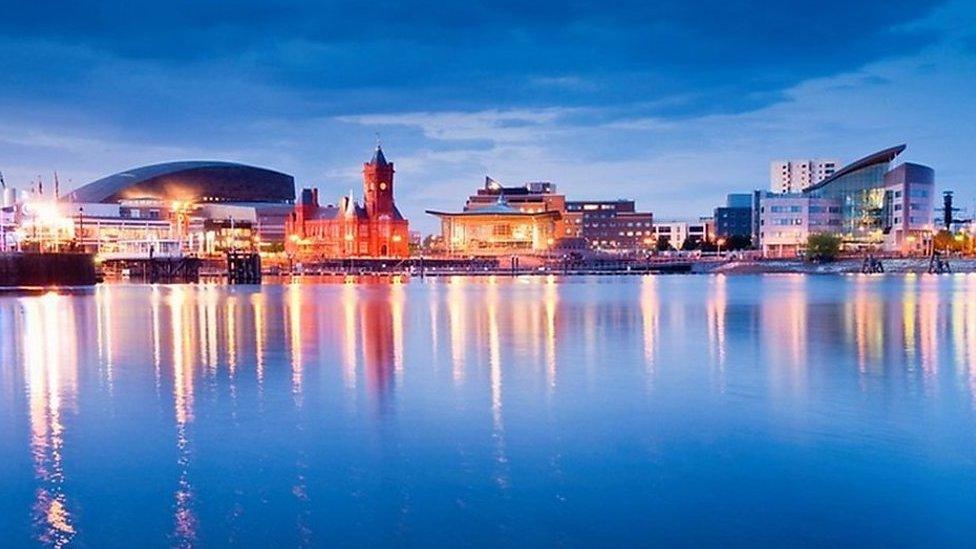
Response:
[802,144,935,251]
[467,178,566,237]
[564,200,654,250]
[714,193,754,240]
[65,161,295,204]
[652,219,712,249]
[757,193,843,257]
[770,158,841,193]
[466,177,566,215]
[14,201,175,256]
[880,163,935,254]
[285,146,410,259]
[426,195,560,254]
[65,161,295,247]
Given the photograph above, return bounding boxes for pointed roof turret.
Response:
[370,144,389,166]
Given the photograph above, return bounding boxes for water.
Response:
[2,274,976,547]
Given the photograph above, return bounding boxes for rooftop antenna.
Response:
[54,171,60,200]
[375,132,381,149]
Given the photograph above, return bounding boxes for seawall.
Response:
[0,252,97,287]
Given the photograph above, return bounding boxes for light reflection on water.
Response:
[2,275,976,545]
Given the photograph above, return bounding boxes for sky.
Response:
[1,0,974,233]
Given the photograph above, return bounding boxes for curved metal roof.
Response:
[65,161,295,204]
[803,144,906,193]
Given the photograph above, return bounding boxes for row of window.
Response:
[893,190,929,199]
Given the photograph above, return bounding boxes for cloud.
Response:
[0,0,973,235]
[0,0,949,121]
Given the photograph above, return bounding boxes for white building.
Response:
[757,193,843,258]
[770,159,842,193]
[652,219,712,249]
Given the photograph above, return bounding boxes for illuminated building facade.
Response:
[881,163,935,254]
[427,195,560,254]
[756,193,843,258]
[564,200,654,249]
[285,146,410,258]
[802,144,935,252]
[65,161,295,246]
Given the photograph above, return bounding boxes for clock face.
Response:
[379,182,387,191]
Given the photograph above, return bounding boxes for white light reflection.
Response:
[640,275,660,391]
[25,293,78,548]
[169,286,197,546]
[486,279,509,490]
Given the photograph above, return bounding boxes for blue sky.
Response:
[1,0,974,232]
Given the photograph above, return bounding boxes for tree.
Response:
[655,236,673,252]
[933,230,969,253]
[724,234,753,250]
[805,233,842,262]
[680,237,702,251]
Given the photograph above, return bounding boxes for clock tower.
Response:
[363,144,395,218]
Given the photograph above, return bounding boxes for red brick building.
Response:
[286,145,410,258]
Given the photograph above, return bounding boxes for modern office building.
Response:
[714,193,754,240]
[756,193,843,257]
[880,163,935,254]
[652,219,712,249]
[802,144,934,251]
[770,158,841,193]
[757,144,936,256]
[564,200,654,249]
[286,146,410,258]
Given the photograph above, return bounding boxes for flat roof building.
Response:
[564,200,654,250]
[771,158,841,193]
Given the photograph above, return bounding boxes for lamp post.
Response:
[76,206,84,252]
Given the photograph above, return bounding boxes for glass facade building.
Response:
[803,145,907,246]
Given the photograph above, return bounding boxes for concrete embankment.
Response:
[703,258,976,275]
[0,252,97,287]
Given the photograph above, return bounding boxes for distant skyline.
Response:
[1,0,974,232]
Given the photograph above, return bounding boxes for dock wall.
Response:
[0,252,97,287]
